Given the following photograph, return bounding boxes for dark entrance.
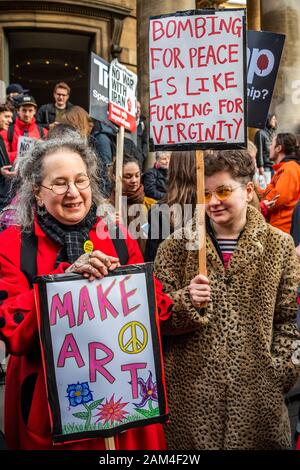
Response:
[7,29,93,110]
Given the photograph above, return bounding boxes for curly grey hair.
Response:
[16,133,103,230]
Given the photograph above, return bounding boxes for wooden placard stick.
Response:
[196,150,207,276]
[115,125,125,221]
[105,436,116,450]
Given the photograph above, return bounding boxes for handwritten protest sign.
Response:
[89,52,109,122]
[247,30,285,129]
[14,136,36,169]
[109,59,137,132]
[149,9,247,150]
[34,264,167,443]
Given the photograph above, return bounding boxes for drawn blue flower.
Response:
[134,371,158,408]
[66,381,93,407]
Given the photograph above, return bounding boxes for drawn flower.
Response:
[95,394,129,424]
[134,371,158,408]
[66,381,93,407]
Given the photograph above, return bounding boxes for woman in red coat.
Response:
[0,131,172,450]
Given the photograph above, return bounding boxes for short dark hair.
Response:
[0,103,13,114]
[275,133,298,156]
[204,150,255,183]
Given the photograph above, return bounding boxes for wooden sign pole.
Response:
[195,150,207,275]
[115,125,125,222]
[105,436,116,450]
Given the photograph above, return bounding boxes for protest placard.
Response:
[108,59,137,132]
[247,30,285,129]
[89,52,109,122]
[149,9,247,150]
[14,136,36,170]
[34,264,167,443]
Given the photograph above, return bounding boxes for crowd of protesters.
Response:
[0,81,300,451]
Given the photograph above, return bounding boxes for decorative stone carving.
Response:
[196,0,226,8]
[111,17,124,60]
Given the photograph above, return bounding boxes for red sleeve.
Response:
[0,129,16,163]
[119,225,173,321]
[260,200,268,218]
[0,254,70,356]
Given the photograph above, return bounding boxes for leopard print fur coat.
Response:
[155,206,300,449]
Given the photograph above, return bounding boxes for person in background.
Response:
[59,106,116,197]
[155,150,300,450]
[0,95,48,164]
[142,151,171,201]
[106,154,156,253]
[0,104,14,210]
[246,140,278,215]
[59,105,92,138]
[6,83,29,114]
[254,113,277,184]
[36,82,73,129]
[144,151,196,262]
[0,133,172,450]
[262,132,300,233]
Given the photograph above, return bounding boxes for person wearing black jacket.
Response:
[0,104,15,210]
[254,113,277,184]
[142,151,170,201]
[36,82,73,129]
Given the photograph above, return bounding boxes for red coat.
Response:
[0,117,48,163]
[0,218,172,450]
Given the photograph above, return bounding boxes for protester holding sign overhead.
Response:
[0,133,172,449]
[155,150,300,450]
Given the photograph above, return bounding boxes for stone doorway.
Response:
[6,29,94,110]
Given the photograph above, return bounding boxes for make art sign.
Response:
[149,9,247,150]
[108,59,137,132]
[247,30,285,129]
[34,265,167,443]
[89,52,109,122]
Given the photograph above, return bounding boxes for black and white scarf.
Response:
[37,203,97,267]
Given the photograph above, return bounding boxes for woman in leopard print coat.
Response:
[155,150,300,450]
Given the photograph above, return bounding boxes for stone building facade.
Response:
[0,1,299,133]
[0,0,137,108]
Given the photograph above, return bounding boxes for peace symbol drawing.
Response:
[118,321,148,354]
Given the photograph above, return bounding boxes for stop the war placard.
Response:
[108,59,137,132]
[149,9,247,150]
[34,264,167,443]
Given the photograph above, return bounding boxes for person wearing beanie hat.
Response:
[6,83,29,113]
[6,83,29,97]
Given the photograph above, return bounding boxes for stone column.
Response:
[247,0,261,31]
[247,1,261,140]
[137,0,195,167]
[261,0,300,133]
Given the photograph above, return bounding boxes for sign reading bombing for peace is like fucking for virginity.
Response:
[149,9,247,150]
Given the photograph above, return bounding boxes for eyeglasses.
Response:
[40,176,90,195]
[204,184,244,203]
